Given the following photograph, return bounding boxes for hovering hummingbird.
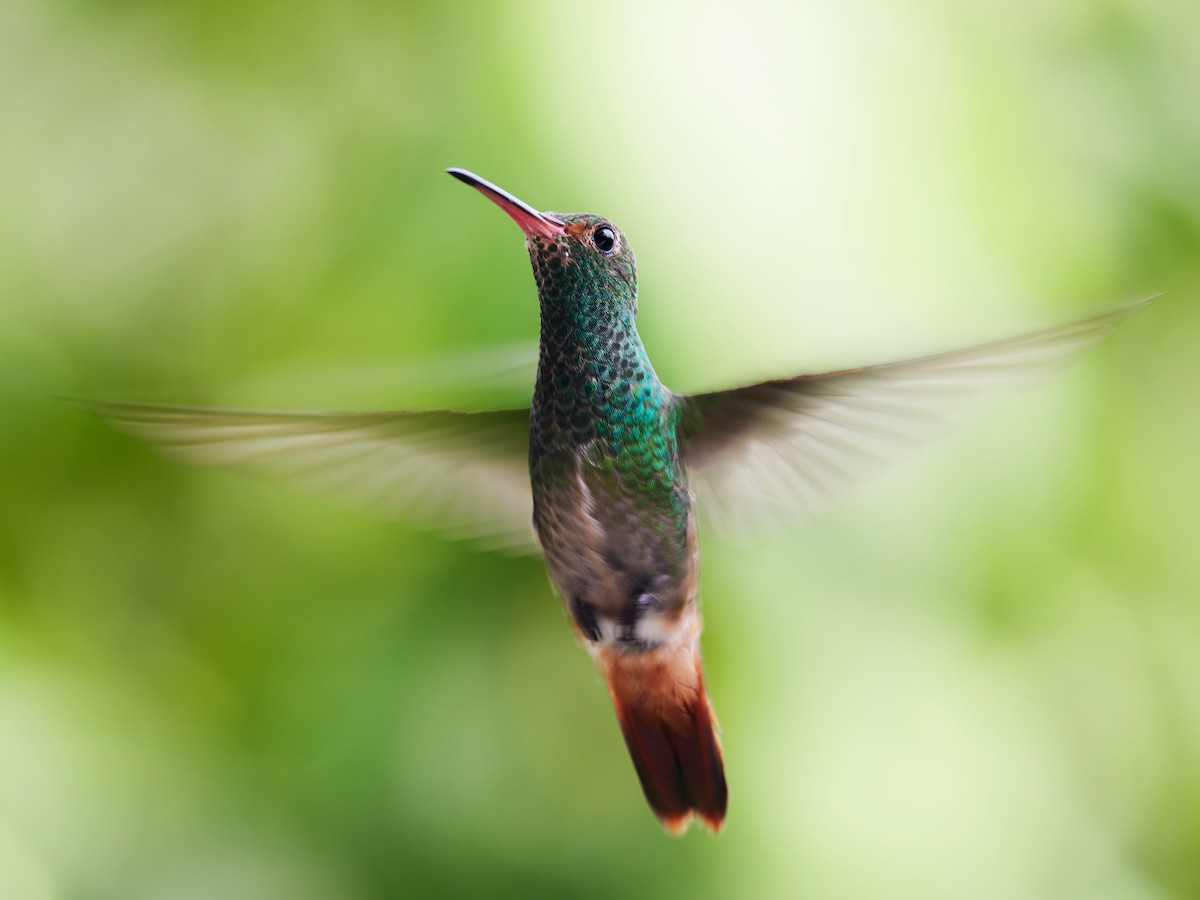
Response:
[77,168,1149,834]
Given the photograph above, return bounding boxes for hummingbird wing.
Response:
[677,300,1150,532]
[72,400,536,550]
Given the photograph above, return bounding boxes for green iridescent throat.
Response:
[527,216,683,507]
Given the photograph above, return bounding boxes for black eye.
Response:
[592,225,617,254]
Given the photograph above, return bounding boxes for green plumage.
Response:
[524,213,693,638]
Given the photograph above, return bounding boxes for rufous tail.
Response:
[601,643,727,834]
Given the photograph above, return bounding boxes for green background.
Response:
[2,1,1199,898]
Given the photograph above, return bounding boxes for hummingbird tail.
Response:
[601,643,728,834]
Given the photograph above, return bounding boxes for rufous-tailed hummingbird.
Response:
[76,168,1150,834]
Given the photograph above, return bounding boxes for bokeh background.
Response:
[2,1,1199,898]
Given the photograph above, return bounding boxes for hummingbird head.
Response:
[448,168,638,317]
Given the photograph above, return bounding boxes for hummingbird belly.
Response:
[531,445,698,652]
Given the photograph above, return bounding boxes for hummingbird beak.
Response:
[447,168,567,240]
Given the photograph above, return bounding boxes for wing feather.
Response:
[678,299,1151,531]
[72,400,536,550]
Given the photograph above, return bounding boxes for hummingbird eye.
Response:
[592,224,618,255]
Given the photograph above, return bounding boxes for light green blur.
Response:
[1,1,1198,898]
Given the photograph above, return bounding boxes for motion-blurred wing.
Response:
[74,400,536,550]
[678,300,1150,531]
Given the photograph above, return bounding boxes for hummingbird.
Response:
[76,168,1150,834]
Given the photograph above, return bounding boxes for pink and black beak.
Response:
[448,168,567,240]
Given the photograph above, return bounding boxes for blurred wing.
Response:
[678,300,1151,531]
[73,400,536,550]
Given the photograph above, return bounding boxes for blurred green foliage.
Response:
[2,1,1199,898]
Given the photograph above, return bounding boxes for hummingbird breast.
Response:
[529,359,698,653]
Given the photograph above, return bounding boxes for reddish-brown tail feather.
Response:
[601,644,727,834]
